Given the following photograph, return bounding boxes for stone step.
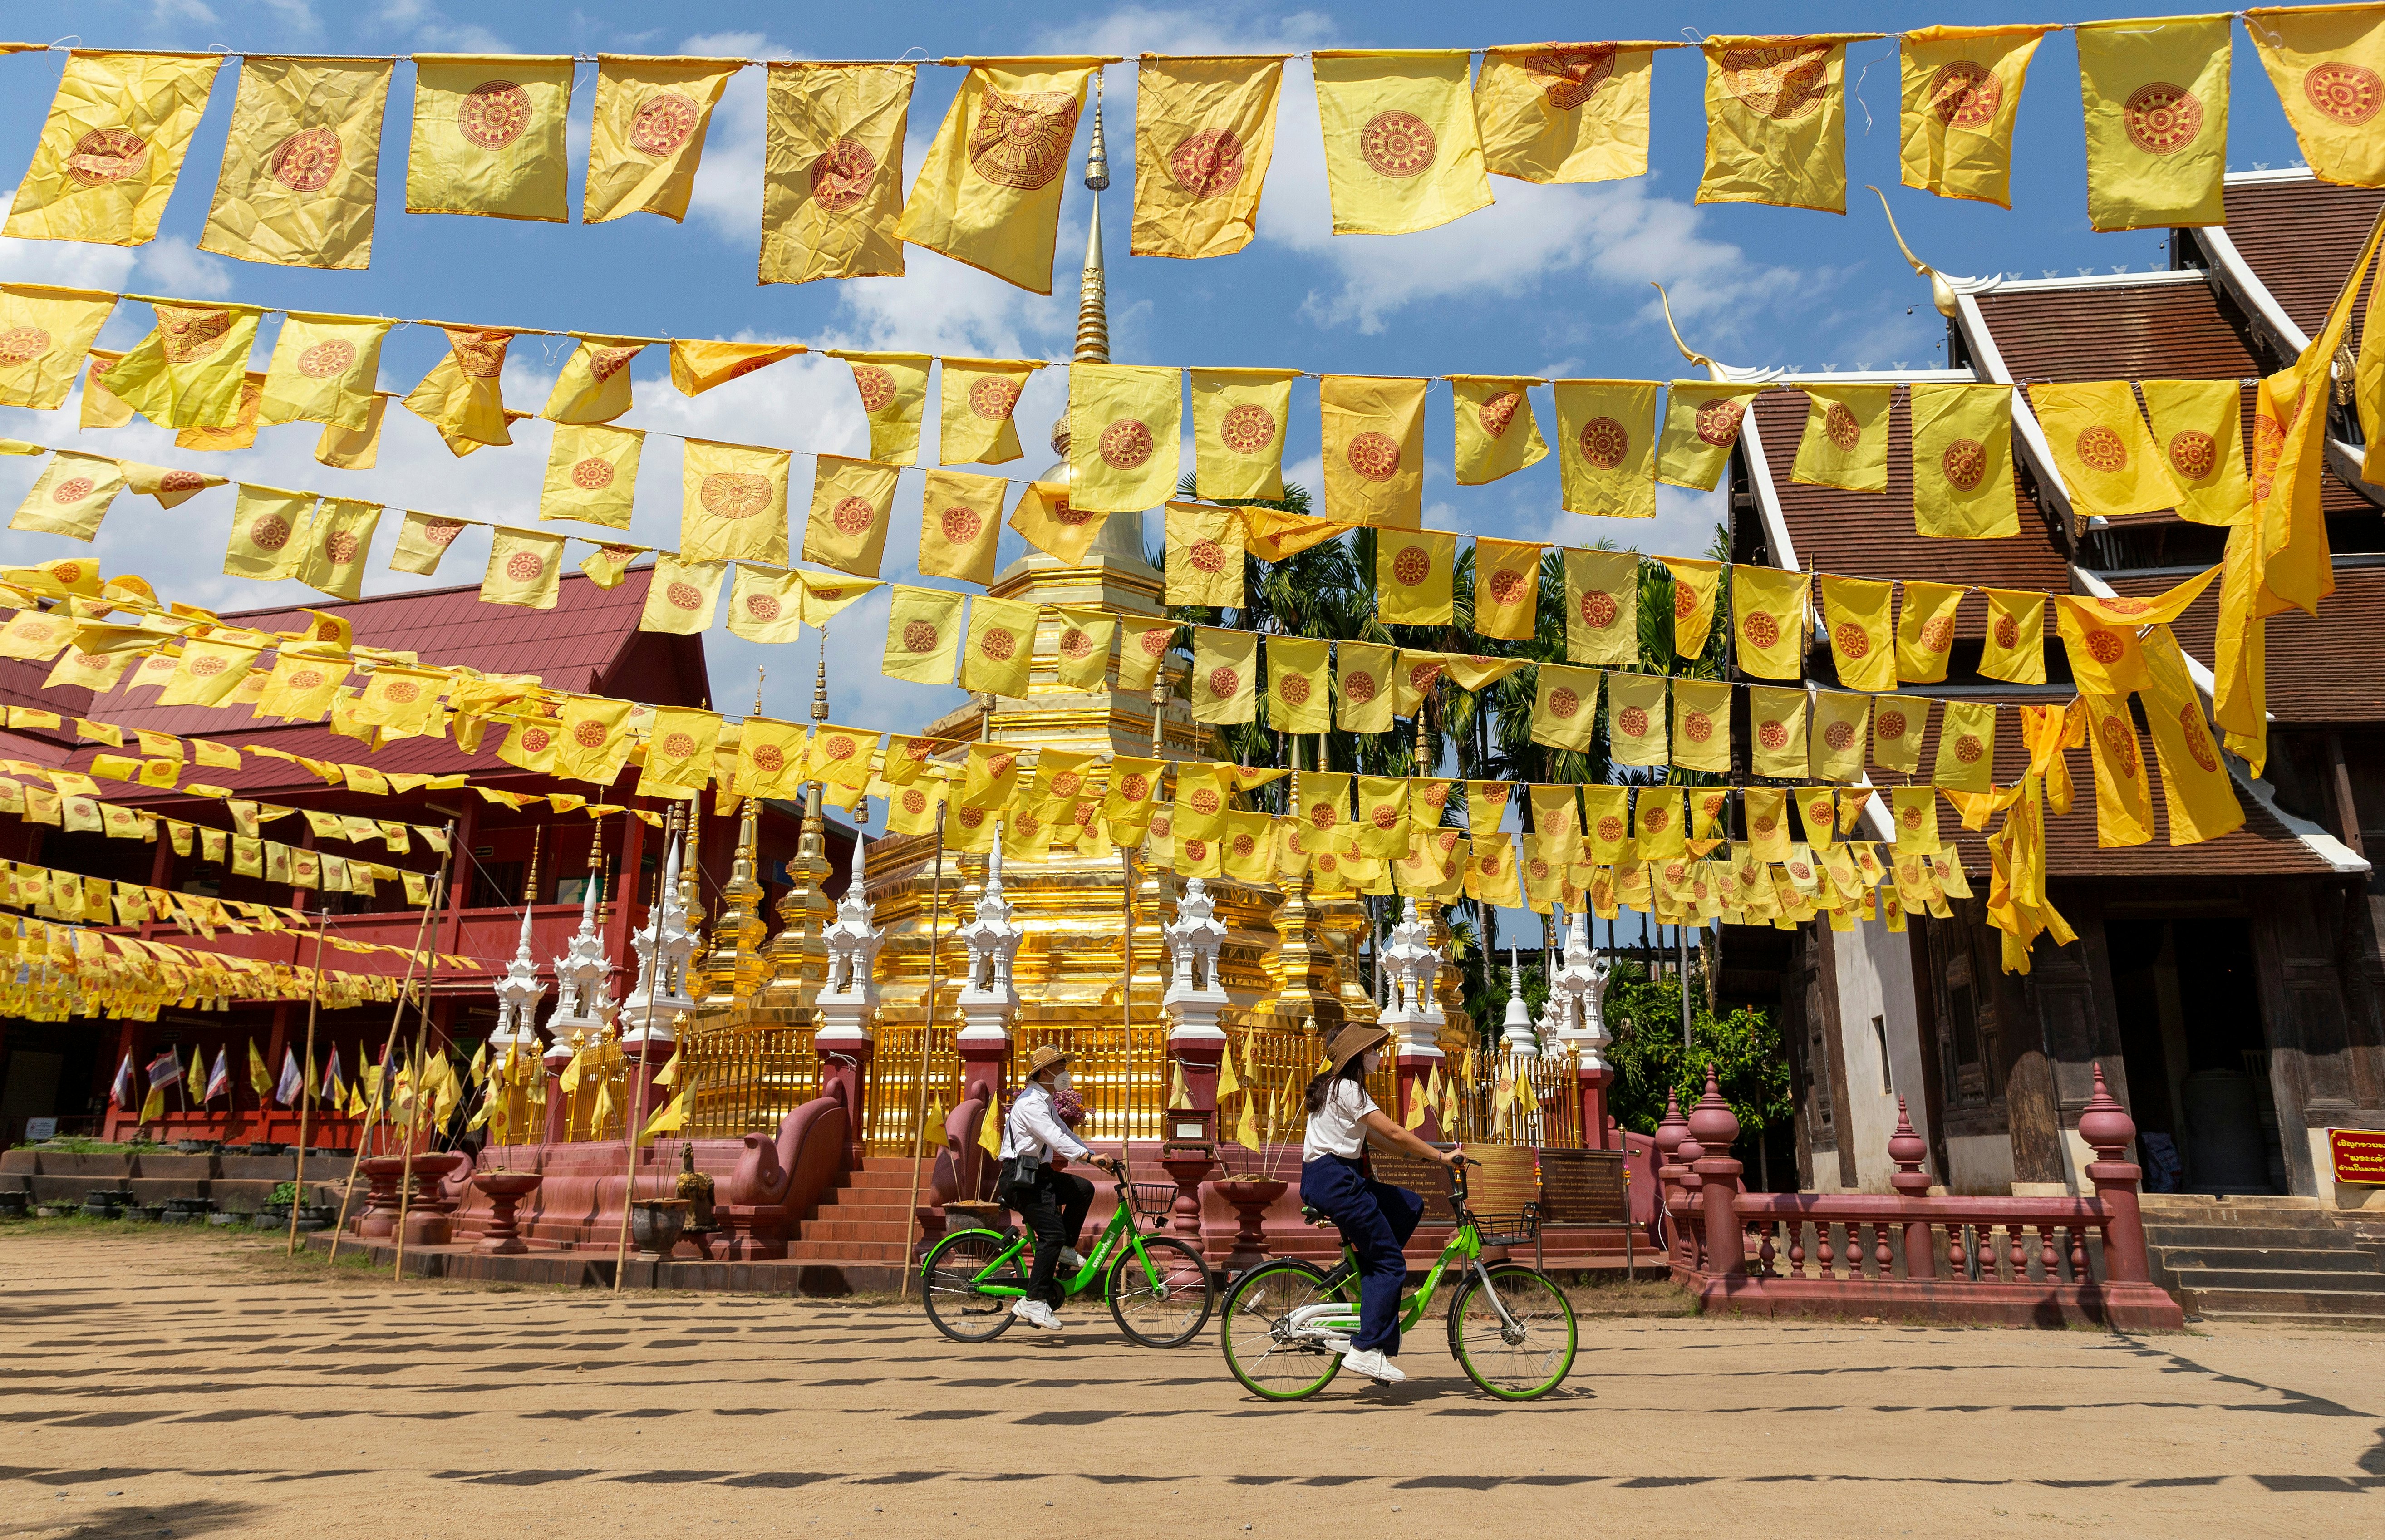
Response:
[2154,1246,2385,1274]
[2170,1266,2385,1295]
[2141,1224,2366,1251]
[2184,1309,2385,1330]
[800,1218,929,1244]
[785,1240,913,1263]
[2182,1286,2385,1318]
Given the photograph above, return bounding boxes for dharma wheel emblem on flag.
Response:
[1120,772,1150,800]
[979,628,1017,661]
[902,620,939,653]
[744,594,780,622]
[1695,398,1746,446]
[1478,391,1522,438]
[832,496,877,535]
[1757,719,1789,750]
[969,89,1080,191]
[2123,83,2202,153]
[250,514,293,550]
[52,477,93,504]
[1833,620,1871,658]
[1742,610,1780,649]
[1719,44,1831,122]
[1307,801,1336,828]
[2180,706,2219,771]
[1919,615,1956,653]
[1579,417,1629,468]
[1673,584,1697,619]
[1925,61,2001,127]
[629,93,701,156]
[2075,425,2128,472]
[1140,628,1173,657]
[1392,546,1431,585]
[1941,438,1987,490]
[1823,402,1861,449]
[1058,627,1091,658]
[666,581,704,610]
[425,519,466,545]
[939,506,982,541]
[0,326,49,363]
[660,732,697,760]
[268,128,343,191]
[298,339,355,378]
[1993,612,2019,648]
[1342,669,1377,703]
[1359,110,1437,177]
[2166,430,2216,481]
[573,720,609,747]
[700,472,772,518]
[1190,786,1222,814]
[66,128,148,186]
[1279,673,1312,704]
[1488,569,1529,605]
[1824,719,1857,751]
[1169,128,1245,197]
[811,138,878,212]
[2085,629,2126,664]
[1188,539,1228,572]
[1617,706,1649,738]
[1100,418,1154,469]
[1522,46,1617,110]
[1682,710,1714,742]
[324,531,361,564]
[1050,770,1082,797]
[161,310,234,364]
[969,376,1020,419]
[1347,431,1402,481]
[572,457,615,489]
[459,81,533,150]
[1548,687,1581,719]
[2305,63,2385,125]
[1876,709,1909,738]
[853,365,896,412]
[1220,403,1275,453]
[750,743,785,772]
[505,551,544,582]
[1579,590,1618,628]
[2098,716,2138,773]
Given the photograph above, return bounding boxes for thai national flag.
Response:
[111,1053,134,1109]
[147,1048,182,1090]
[275,1048,302,1106]
[320,1046,345,1100]
[203,1049,231,1102]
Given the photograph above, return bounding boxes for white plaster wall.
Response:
[1945,1132,2016,1195]
[1828,915,1928,1194]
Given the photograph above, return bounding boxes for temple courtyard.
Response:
[0,1228,2376,1535]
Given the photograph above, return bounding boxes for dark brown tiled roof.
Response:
[1976,277,2261,382]
[1868,690,2337,877]
[2220,174,2385,344]
[2108,564,2385,725]
[1750,389,2075,628]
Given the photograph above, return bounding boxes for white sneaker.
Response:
[1059,1247,1086,1272]
[1011,1299,1062,1331]
[1340,1348,1406,1384]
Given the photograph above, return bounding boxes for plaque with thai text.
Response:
[1537,1149,1627,1224]
[2330,1127,2385,1186]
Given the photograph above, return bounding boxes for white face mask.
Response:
[1360,1050,1381,1075]
[1052,1070,1073,1092]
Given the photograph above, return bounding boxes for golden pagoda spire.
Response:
[758,647,833,1013]
[1073,72,1110,367]
[699,791,767,1009]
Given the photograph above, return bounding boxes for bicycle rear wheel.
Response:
[1446,1263,1577,1399]
[920,1229,1025,1343]
[1219,1260,1344,1400]
[1108,1235,1216,1348]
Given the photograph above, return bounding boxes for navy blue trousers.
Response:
[1300,1154,1424,1355]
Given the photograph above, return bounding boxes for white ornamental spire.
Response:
[546,866,612,1039]
[955,834,1023,1041]
[1552,904,1611,1070]
[620,831,698,1047]
[1160,875,1229,1042]
[1501,947,1539,1059]
[490,902,546,1051]
[1380,897,1445,1058]
[821,834,885,1007]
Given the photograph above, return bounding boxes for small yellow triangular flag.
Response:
[642,1091,686,1139]
[1166,1062,1191,1111]
[1216,1041,1244,1101]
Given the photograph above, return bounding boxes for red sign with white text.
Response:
[2328,1128,2385,1185]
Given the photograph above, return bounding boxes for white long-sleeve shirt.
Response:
[999,1080,1092,1165]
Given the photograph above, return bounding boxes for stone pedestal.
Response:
[1579,1063,1612,1150]
[355,1156,407,1238]
[816,1033,872,1169]
[1158,1151,1213,1245]
[473,1171,541,1256]
[1215,1178,1285,1273]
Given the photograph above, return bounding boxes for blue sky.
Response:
[0,2,2315,776]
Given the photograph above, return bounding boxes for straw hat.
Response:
[1325,1023,1391,1074]
[1023,1043,1076,1080]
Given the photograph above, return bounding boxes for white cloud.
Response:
[0,191,141,291]
[676,31,801,247]
[248,0,322,38]
[152,0,219,23]
[134,236,235,300]
[370,0,512,54]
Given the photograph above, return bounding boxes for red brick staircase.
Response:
[782,1154,937,1288]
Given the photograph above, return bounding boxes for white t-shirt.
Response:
[1302,1077,1379,1162]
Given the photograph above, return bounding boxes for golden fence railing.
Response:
[1011,1021,1169,1145]
[675,1025,821,1138]
[862,1023,957,1152]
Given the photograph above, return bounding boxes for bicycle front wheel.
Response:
[920,1229,1024,1344]
[1108,1235,1217,1348]
[1446,1263,1577,1399]
[1219,1260,1343,1401]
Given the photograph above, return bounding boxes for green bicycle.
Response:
[920,1170,1218,1348]
[1219,1156,1579,1400]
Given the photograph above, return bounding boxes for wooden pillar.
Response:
[442,797,478,955]
[603,807,646,1011]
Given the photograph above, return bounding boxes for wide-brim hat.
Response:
[1023,1043,1077,1079]
[1325,1024,1391,1074]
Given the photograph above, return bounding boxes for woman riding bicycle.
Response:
[1301,1023,1461,1385]
[999,1043,1123,1332]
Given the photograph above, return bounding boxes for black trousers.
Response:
[1002,1163,1093,1307]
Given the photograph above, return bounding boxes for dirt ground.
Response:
[2,1225,2380,1538]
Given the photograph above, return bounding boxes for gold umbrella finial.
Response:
[1867,185,1961,319]
[1648,283,1712,370]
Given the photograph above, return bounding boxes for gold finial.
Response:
[522,825,542,906]
[1083,69,1109,191]
[753,664,765,716]
[589,816,608,928]
[811,629,830,724]
[1649,282,1713,369]
[1866,186,1962,319]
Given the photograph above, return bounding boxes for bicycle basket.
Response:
[1127,1183,1179,1221]
[1470,1207,1541,1248]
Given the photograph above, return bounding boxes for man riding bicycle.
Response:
[1301,1023,1461,1385]
[999,1043,1123,1332]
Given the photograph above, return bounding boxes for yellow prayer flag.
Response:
[1662,556,1721,659]
[1336,640,1395,732]
[1132,55,1285,258]
[295,498,381,601]
[1476,43,1672,184]
[1980,588,2047,685]
[401,326,516,449]
[761,62,914,284]
[2248,5,2385,188]
[81,349,132,428]
[1320,375,1425,527]
[1555,379,1658,518]
[174,370,263,452]
[315,393,387,467]
[1748,685,1809,779]
[257,650,347,720]
[638,555,726,635]
[2140,378,2253,526]
[1068,364,1181,512]
[1635,787,1686,859]
[1449,375,1548,486]
[258,312,388,429]
[1793,383,1893,492]
[938,357,1037,466]
[1699,34,1871,212]
[0,284,117,410]
[2141,628,2246,845]
[388,508,470,576]
[671,339,803,396]
[794,569,880,629]
[540,422,641,529]
[681,439,790,564]
[1117,618,1178,696]
[1008,478,1107,565]
[223,484,316,581]
[1188,367,1297,500]
[1266,635,1331,732]
[1530,663,1601,751]
[541,336,645,426]
[1657,381,1762,491]
[723,566,797,644]
[1191,626,1257,724]
[835,351,930,466]
[1606,670,1667,767]
[1473,536,1542,640]
[159,639,261,708]
[482,527,566,610]
[584,54,736,224]
[896,59,1097,295]
[1930,699,1997,793]
[1376,529,1454,624]
[1312,50,1491,235]
[639,708,722,797]
[357,665,443,738]
[919,469,1006,584]
[2077,15,2231,231]
[1819,573,1895,692]
[803,455,897,577]
[1051,605,1117,691]
[1891,786,1941,853]
[961,594,1038,697]
[406,55,575,221]
[1672,677,1733,773]
[1733,564,1810,680]
[2028,381,2180,519]
[4,52,224,245]
[1872,694,1927,775]
[11,453,125,540]
[1564,548,1639,665]
[557,696,634,784]
[580,540,645,589]
[1165,502,1246,607]
[105,301,264,429]
[1896,580,1967,684]
[739,716,807,799]
[1909,382,2017,537]
[199,57,391,269]
[2080,691,2155,847]
[1898,25,2055,207]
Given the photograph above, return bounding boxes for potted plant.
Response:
[255,1181,297,1230]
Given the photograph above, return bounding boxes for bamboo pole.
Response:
[897,804,947,1301]
[282,905,331,1257]
[611,801,682,1293]
[388,903,452,1282]
[324,830,452,1265]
